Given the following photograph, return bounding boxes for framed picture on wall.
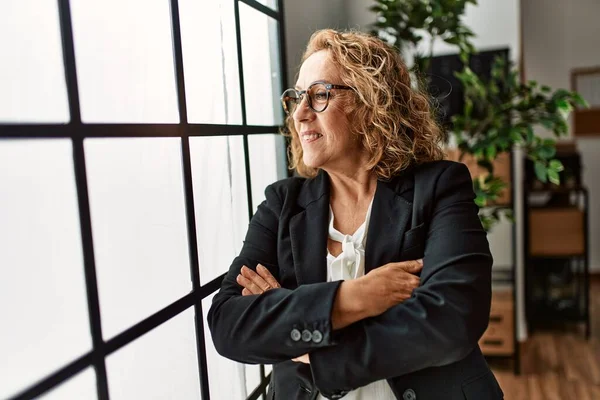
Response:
[427,48,510,127]
[571,66,600,136]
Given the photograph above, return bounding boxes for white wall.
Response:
[283,0,347,86]
[345,0,520,62]
[523,0,600,273]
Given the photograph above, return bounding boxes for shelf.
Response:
[528,254,586,259]
[526,186,587,194]
[529,301,588,323]
[528,207,585,256]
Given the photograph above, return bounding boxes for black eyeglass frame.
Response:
[280,80,353,115]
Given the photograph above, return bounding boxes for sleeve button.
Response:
[403,389,417,400]
[312,330,323,343]
[301,329,312,342]
[290,328,301,342]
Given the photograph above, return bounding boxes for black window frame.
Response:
[1,0,289,399]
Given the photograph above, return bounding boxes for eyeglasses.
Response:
[280,81,353,115]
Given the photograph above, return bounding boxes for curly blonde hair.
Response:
[284,29,445,179]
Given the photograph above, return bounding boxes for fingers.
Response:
[239,265,270,293]
[237,265,280,295]
[383,260,423,300]
[257,264,281,289]
[392,259,423,274]
[236,272,262,295]
[292,354,310,364]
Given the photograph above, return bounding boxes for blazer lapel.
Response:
[289,169,415,282]
[364,175,414,273]
[290,170,330,285]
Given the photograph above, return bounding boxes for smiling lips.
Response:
[301,131,323,143]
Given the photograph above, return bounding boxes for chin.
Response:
[302,159,319,170]
[302,153,322,170]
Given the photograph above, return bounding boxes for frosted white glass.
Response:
[38,368,97,400]
[0,139,91,399]
[248,134,287,213]
[190,136,249,285]
[69,0,179,123]
[179,0,242,124]
[255,0,278,10]
[240,4,284,126]
[0,1,69,123]
[84,138,191,339]
[245,364,262,396]
[106,308,200,399]
[202,295,247,399]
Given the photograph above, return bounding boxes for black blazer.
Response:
[208,161,504,400]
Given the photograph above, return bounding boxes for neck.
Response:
[325,167,377,203]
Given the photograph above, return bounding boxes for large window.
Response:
[0,0,288,399]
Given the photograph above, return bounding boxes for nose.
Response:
[292,95,313,122]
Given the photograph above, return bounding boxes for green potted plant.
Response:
[370,0,588,230]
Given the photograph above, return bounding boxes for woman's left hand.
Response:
[237,264,281,295]
[238,266,310,364]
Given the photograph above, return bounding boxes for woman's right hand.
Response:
[357,259,423,318]
[331,259,423,330]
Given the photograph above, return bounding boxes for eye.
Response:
[314,91,327,101]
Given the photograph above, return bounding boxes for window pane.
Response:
[84,138,191,339]
[69,0,179,123]
[264,364,273,375]
[248,134,288,213]
[254,0,278,11]
[179,0,242,124]
[38,368,97,400]
[202,295,247,399]
[106,308,200,399]
[190,136,249,285]
[245,364,262,397]
[240,4,284,126]
[0,1,69,123]
[0,139,91,399]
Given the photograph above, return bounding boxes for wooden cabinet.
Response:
[480,290,514,356]
[529,207,585,256]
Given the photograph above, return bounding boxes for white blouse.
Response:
[316,199,396,400]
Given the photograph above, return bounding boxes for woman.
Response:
[208,29,503,400]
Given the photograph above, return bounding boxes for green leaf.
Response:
[552,88,571,101]
[549,159,564,172]
[538,145,556,159]
[556,98,571,110]
[509,128,523,143]
[573,92,589,108]
[474,195,486,207]
[548,169,560,185]
[540,118,554,130]
[534,161,548,183]
[526,127,535,144]
[486,145,497,160]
